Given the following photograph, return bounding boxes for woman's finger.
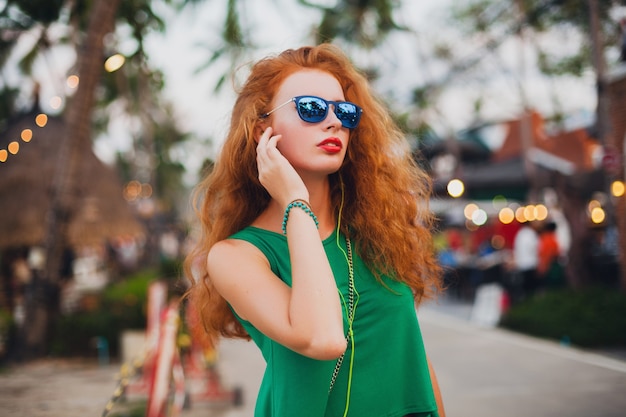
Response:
[266,134,282,158]
[256,129,274,164]
[257,127,271,150]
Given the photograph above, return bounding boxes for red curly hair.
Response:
[185,43,442,342]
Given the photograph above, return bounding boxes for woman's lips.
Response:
[318,138,342,153]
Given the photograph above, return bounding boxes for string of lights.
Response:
[0,74,81,163]
[445,177,626,228]
[0,113,49,163]
[0,53,125,164]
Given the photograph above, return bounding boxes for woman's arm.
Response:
[428,357,446,417]
[207,229,346,360]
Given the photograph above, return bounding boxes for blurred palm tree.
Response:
[194,0,407,91]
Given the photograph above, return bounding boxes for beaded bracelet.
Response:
[282,199,319,235]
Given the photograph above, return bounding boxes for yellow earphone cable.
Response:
[335,181,360,417]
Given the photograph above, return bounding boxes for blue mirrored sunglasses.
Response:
[261,95,363,129]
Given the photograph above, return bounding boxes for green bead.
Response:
[282,199,319,235]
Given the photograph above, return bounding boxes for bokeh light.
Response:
[515,206,527,223]
[492,195,507,209]
[8,141,19,155]
[464,203,479,220]
[21,129,33,142]
[590,207,605,224]
[35,113,48,127]
[140,183,153,198]
[492,234,505,249]
[67,75,79,88]
[523,205,537,221]
[611,180,625,197]
[105,54,126,72]
[124,180,142,201]
[498,207,515,224]
[50,96,63,110]
[447,179,465,198]
[535,204,549,221]
[471,208,488,226]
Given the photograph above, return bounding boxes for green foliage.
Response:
[412,86,433,110]
[538,49,588,76]
[118,0,167,42]
[302,0,406,47]
[223,0,245,48]
[0,86,19,131]
[449,0,624,80]
[7,0,64,25]
[500,287,626,348]
[152,117,189,213]
[16,35,41,74]
[101,268,157,326]
[521,0,618,30]
[451,0,513,34]
[51,268,162,357]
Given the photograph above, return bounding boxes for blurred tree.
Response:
[0,0,58,129]
[449,0,625,132]
[0,0,194,357]
[34,0,122,358]
[193,0,252,92]
[449,1,625,72]
[193,0,407,92]
[298,0,406,48]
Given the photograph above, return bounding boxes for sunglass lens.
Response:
[335,103,360,129]
[297,97,328,123]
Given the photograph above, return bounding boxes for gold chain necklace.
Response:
[329,237,355,393]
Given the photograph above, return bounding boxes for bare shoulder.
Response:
[208,238,268,267]
[207,239,269,287]
[207,238,277,321]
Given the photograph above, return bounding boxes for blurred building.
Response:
[0,107,145,315]
[422,107,616,289]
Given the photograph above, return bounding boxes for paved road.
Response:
[1,300,625,416]
[419,305,626,417]
[0,359,122,417]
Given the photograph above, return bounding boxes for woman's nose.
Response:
[324,105,342,129]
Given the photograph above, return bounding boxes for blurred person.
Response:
[434,226,463,299]
[185,44,445,417]
[537,221,563,289]
[512,222,539,298]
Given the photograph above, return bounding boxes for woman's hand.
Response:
[256,127,309,207]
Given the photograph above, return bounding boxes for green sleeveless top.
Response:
[229,226,438,417]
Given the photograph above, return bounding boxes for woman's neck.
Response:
[304,180,335,237]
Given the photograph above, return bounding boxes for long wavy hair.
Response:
[184,43,442,341]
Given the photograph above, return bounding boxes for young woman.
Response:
[185,44,445,417]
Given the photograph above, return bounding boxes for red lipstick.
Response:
[317,137,342,153]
